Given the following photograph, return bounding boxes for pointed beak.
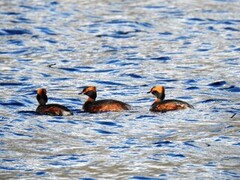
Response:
[147,90,152,93]
[78,91,84,95]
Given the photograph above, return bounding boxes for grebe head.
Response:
[148,85,165,101]
[79,86,97,100]
[37,88,48,105]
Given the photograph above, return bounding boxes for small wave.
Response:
[95,121,120,127]
[208,81,226,87]
[153,140,174,147]
[93,129,118,135]
[36,27,57,35]
[0,29,32,36]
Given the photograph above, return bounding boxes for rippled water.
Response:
[0,0,240,179]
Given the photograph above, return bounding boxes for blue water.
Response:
[0,0,240,179]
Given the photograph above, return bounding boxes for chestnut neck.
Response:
[37,94,48,105]
[153,91,165,101]
[85,90,97,102]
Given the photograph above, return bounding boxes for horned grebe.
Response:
[79,86,131,113]
[36,88,73,116]
[148,85,193,112]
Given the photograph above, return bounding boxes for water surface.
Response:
[0,0,240,179]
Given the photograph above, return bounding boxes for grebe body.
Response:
[36,88,73,116]
[148,86,193,112]
[79,86,130,113]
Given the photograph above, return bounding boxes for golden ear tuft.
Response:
[86,86,96,92]
[152,86,164,93]
[37,88,47,95]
